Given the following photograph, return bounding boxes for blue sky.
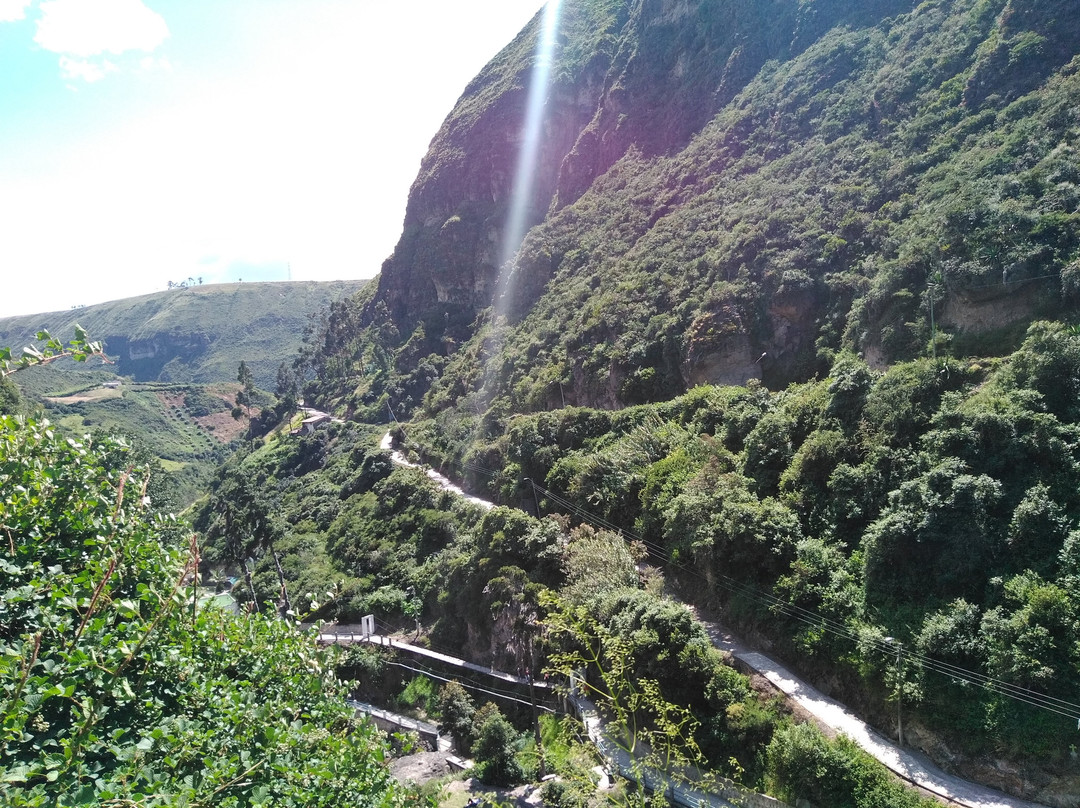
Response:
[0,0,544,317]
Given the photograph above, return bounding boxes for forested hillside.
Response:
[258,0,1080,803]
[9,0,1080,804]
[313,0,1080,418]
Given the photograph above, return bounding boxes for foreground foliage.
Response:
[0,414,413,807]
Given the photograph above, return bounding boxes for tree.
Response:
[862,458,1003,607]
[542,593,713,795]
[276,359,299,417]
[203,472,286,613]
[235,359,256,419]
[766,722,936,808]
[437,681,477,754]
[473,707,527,786]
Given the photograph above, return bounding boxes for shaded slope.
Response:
[375,0,921,344]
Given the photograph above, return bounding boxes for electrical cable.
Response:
[525,479,1080,721]
[383,660,561,713]
[382,421,1080,721]
[340,623,553,701]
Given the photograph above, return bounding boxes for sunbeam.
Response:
[494,0,564,318]
[468,0,564,426]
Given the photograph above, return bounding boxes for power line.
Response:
[383,424,1080,721]
[525,479,1080,722]
[383,660,561,713]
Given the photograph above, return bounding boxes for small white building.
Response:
[299,413,331,434]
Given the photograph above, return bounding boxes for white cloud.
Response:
[0,0,31,23]
[35,0,168,57]
[60,56,116,82]
[138,55,171,73]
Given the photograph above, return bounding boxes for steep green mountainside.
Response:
[0,279,366,389]
[338,0,1080,417]
[260,0,1080,802]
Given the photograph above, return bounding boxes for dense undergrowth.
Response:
[190,328,1080,799]
[193,414,945,806]
[402,321,1080,767]
[190,353,1008,805]
[0,412,415,807]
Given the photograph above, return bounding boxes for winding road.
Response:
[378,432,1048,808]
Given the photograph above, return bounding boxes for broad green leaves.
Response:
[0,414,416,807]
[0,327,108,378]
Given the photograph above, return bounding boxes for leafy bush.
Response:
[397,675,437,716]
[766,722,936,808]
[473,708,527,787]
[0,414,414,807]
[437,681,477,755]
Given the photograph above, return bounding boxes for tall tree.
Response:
[204,473,285,612]
[235,359,256,418]
[275,360,299,417]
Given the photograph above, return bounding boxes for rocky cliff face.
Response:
[374,4,619,342]
[369,0,1079,411]
[373,0,917,351]
[101,332,212,381]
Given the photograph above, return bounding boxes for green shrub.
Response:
[766,722,935,808]
[473,708,527,787]
[397,675,437,715]
[0,414,415,807]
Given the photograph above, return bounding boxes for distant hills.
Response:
[0,280,367,505]
[0,280,367,389]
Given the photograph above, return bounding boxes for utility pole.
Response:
[885,636,904,746]
[523,477,541,518]
[929,285,936,362]
[527,637,546,778]
[927,269,943,362]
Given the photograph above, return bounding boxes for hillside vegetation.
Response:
[313,0,1080,418]
[0,411,415,808]
[0,280,366,389]
[214,324,1080,803]
[0,281,364,503]
[267,0,1080,803]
